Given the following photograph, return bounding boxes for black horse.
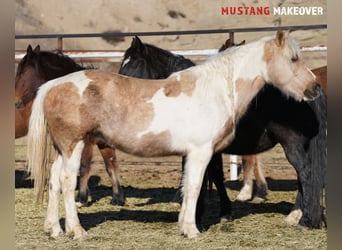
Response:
[119,36,327,229]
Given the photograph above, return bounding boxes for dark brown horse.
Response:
[15,45,124,206]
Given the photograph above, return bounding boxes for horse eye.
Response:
[291,55,298,62]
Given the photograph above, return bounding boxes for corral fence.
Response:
[14,24,327,180]
[15,24,327,63]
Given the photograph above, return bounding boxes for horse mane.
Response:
[41,50,90,72]
[17,48,92,77]
[121,36,194,78]
[16,46,95,107]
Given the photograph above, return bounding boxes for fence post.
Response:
[230,155,239,181]
[229,31,235,44]
[57,37,63,51]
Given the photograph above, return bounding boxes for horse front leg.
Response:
[179,145,213,238]
[61,141,88,240]
[282,139,323,229]
[97,143,125,206]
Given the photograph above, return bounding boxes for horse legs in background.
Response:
[236,155,268,203]
[75,138,93,207]
[97,143,125,205]
[207,153,232,221]
[76,136,125,207]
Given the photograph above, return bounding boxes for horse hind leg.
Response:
[76,140,93,207]
[44,154,64,238]
[251,155,268,203]
[207,153,232,222]
[98,144,125,206]
[236,155,254,202]
[60,140,88,240]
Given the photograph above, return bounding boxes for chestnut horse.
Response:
[15,45,124,206]
[119,35,327,225]
[27,30,320,239]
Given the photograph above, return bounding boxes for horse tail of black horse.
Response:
[306,86,327,228]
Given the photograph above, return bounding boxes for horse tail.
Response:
[27,82,54,204]
[306,85,327,227]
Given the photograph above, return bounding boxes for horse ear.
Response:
[26,44,33,55]
[33,45,41,53]
[238,40,246,46]
[132,36,145,53]
[224,39,233,49]
[275,29,285,47]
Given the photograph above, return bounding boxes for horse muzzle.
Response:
[303,83,321,101]
[15,100,24,109]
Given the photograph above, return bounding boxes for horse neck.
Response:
[42,63,83,82]
[166,55,195,76]
[40,53,84,82]
[198,41,267,121]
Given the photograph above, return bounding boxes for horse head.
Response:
[15,44,43,109]
[262,29,320,101]
[119,36,194,79]
[15,44,85,109]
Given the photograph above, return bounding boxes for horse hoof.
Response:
[48,229,64,239]
[73,232,89,241]
[250,196,265,204]
[236,193,252,202]
[296,224,310,231]
[76,201,88,208]
[110,199,125,206]
[69,226,89,240]
[186,231,202,239]
[220,214,233,222]
[284,209,302,227]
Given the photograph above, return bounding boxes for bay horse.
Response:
[27,30,320,239]
[15,45,125,206]
[119,36,327,228]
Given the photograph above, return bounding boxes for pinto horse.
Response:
[119,36,327,228]
[119,36,246,221]
[27,30,320,239]
[15,45,124,206]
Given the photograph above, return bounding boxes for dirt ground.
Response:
[15,137,327,249]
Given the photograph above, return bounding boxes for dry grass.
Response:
[15,138,327,249]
